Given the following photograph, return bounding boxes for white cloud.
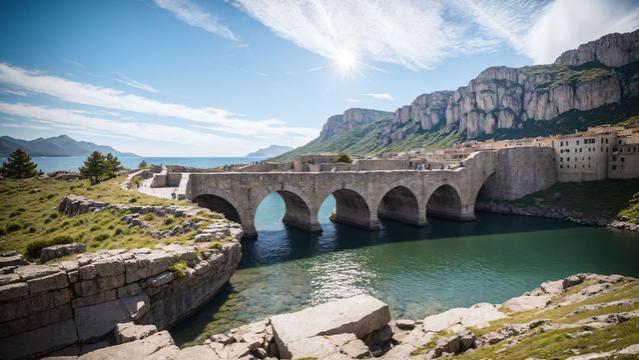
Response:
[154,0,239,42]
[0,63,317,140]
[235,0,639,69]
[0,102,252,147]
[523,0,639,63]
[115,74,159,93]
[362,93,394,101]
[345,98,360,103]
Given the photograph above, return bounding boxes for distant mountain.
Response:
[247,144,293,157]
[274,29,639,161]
[0,135,138,157]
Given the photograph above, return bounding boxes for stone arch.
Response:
[255,188,320,233]
[193,194,242,224]
[378,185,426,226]
[426,184,466,220]
[321,188,379,230]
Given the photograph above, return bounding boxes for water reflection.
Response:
[170,193,639,346]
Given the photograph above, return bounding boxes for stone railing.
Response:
[0,196,243,359]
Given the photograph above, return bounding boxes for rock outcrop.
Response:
[383,29,639,142]
[319,108,393,141]
[554,29,639,67]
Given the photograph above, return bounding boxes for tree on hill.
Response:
[138,160,148,168]
[80,151,106,185]
[103,153,123,179]
[0,148,40,179]
[335,153,352,163]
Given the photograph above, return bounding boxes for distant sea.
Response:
[0,156,267,173]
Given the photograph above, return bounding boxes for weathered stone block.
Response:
[0,304,73,338]
[74,274,125,297]
[0,273,20,286]
[114,322,158,344]
[0,253,28,268]
[76,331,175,360]
[40,242,86,263]
[149,271,175,287]
[72,289,117,308]
[79,264,97,280]
[0,319,77,359]
[117,282,142,298]
[125,258,151,284]
[15,264,59,281]
[27,271,68,294]
[74,297,132,342]
[94,257,125,278]
[0,282,28,302]
[270,294,390,359]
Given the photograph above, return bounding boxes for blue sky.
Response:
[1,0,638,156]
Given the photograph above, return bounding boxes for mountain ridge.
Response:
[274,29,639,161]
[0,135,138,157]
[246,144,293,157]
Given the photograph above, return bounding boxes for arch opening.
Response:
[277,190,320,232]
[378,186,425,226]
[193,194,242,224]
[327,189,379,230]
[426,184,463,220]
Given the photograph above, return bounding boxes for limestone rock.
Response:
[395,319,416,330]
[77,331,175,360]
[0,319,78,359]
[502,295,551,312]
[319,108,393,141]
[422,303,506,332]
[0,282,28,302]
[74,293,148,342]
[270,294,390,359]
[554,29,639,67]
[114,322,158,344]
[0,252,29,268]
[40,243,87,263]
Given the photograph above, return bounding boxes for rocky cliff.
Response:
[386,29,639,141]
[319,108,393,141]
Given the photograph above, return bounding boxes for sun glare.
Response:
[335,50,356,71]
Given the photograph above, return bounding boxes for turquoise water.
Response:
[0,156,266,173]
[170,193,639,346]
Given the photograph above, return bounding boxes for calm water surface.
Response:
[170,193,639,346]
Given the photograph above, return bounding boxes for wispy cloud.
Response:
[345,98,360,103]
[0,63,317,140]
[362,93,394,101]
[234,0,639,69]
[154,0,240,42]
[115,74,159,93]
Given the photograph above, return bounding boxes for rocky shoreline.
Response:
[50,272,639,360]
[476,200,639,232]
[0,195,243,359]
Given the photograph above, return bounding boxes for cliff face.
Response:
[319,108,393,141]
[385,29,639,141]
[554,29,639,67]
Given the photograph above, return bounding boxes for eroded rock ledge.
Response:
[0,196,243,359]
[56,273,639,360]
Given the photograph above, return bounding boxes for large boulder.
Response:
[502,295,551,312]
[270,294,391,359]
[422,303,506,332]
[77,331,176,360]
[40,243,87,263]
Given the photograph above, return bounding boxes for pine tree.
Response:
[79,151,105,185]
[0,148,39,179]
[138,160,148,168]
[103,153,123,179]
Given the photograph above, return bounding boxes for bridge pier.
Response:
[330,211,381,230]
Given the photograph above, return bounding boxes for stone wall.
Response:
[479,147,558,201]
[0,196,243,359]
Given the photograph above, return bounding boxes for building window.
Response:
[621,157,625,162]
[601,147,603,152]
[560,141,563,146]
[560,165,563,168]
[612,165,616,170]
[560,157,563,162]
[577,140,580,145]
[606,139,608,144]
[613,156,617,161]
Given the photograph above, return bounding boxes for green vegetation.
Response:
[618,192,639,224]
[490,179,639,221]
[79,151,124,185]
[335,153,352,163]
[169,259,188,278]
[458,279,639,359]
[0,176,211,258]
[139,160,148,168]
[519,62,615,90]
[1,148,41,179]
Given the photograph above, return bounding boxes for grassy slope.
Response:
[488,179,639,222]
[0,176,221,258]
[457,279,639,359]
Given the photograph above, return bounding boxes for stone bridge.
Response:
[185,151,505,239]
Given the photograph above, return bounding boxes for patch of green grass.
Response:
[487,179,639,220]
[0,177,217,255]
[25,235,74,259]
[169,259,188,278]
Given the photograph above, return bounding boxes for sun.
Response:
[334,50,357,72]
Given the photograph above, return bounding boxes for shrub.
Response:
[90,225,101,231]
[143,213,154,221]
[94,233,109,242]
[113,227,129,236]
[0,227,6,236]
[28,226,36,233]
[335,153,352,163]
[129,198,137,203]
[46,194,55,199]
[163,217,175,225]
[209,241,224,250]
[6,223,21,232]
[45,227,57,234]
[133,176,142,188]
[169,260,188,278]
[49,213,58,219]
